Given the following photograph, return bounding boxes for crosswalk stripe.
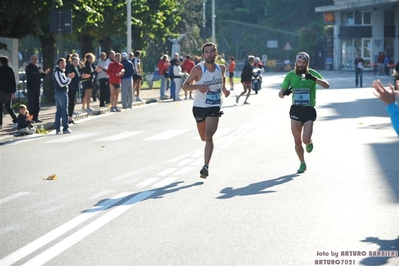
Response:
[192,127,235,140]
[174,167,194,176]
[135,178,160,188]
[157,168,177,176]
[21,191,154,266]
[177,158,194,166]
[0,192,30,205]
[4,135,44,146]
[45,133,100,143]
[144,129,191,140]
[88,190,114,199]
[94,131,145,142]
[152,177,178,188]
[0,192,132,266]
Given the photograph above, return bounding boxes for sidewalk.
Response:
[0,88,165,142]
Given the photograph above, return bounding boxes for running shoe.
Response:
[297,162,307,173]
[243,101,250,104]
[306,143,313,153]
[110,107,116,112]
[200,166,209,179]
[115,107,121,112]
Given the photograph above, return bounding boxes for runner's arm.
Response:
[183,65,207,93]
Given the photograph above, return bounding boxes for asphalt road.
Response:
[1,72,398,266]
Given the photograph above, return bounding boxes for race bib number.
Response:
[293,88,310,105]
[205,90,221,105]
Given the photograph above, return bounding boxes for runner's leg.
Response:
[291,119,304,162]
[204,116,219,166]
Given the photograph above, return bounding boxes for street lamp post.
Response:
[127,0,132,52]
[212,0,215,43]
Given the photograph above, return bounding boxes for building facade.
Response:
[316,0,399,70]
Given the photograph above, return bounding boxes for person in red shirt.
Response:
[182,55,195,100]
[106,53,124,112]
[157,54,169,100]
[228,56,236,90]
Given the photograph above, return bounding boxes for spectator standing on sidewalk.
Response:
[26,54,50,123]
[354,52,364,88]
[66,57,90,124]
[169,53,179,100]
[384,52,390,76]
[120,52,134,108]
[182,54,195,100]
[377,52,385,75]
[0,56,18,129]
[53,58,75,134]
[107,53,124,112]
[157,54,169,100]
[81,53,96,111]
[132,50,143,102]
[96,52,110,107]
[173,58,186,101]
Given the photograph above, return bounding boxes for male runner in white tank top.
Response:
[183,42,230,179]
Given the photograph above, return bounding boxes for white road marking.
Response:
[176,158,194,166]
[0,192,131,266]
[174,167,194,176]
[0,192,30,205]
[110,165,158,181]
[144,129,191,140]
[94,131,145,142]
[88,190,114,199]
[3,135,44,146]
[136,177,160,188]
[157,168,177,176]
[22,191,155,266]
[44,133,100,143]
[192,127,235,139]
[152,177,178,188]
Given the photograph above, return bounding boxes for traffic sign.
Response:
[284,42,292,51]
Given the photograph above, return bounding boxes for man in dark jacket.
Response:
[0,56,18,129]
[26,54,50,122]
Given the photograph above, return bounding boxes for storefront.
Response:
[316,0,399,71]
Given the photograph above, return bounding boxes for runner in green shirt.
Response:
[278,52,330,173]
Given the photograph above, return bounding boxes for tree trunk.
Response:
[79,34,94,56]
[99,36,112,54]
[38,33,56,103]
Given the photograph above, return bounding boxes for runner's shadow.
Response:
[84,181,204,213]
[217,174,299,199]
[359,236,399,265]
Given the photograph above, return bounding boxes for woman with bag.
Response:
[0,56,18,129]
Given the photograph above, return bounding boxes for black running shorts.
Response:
[289,105,317,124]
[192,106,222,123]
[229,72,234,78]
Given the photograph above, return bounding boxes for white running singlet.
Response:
[193,62,224,108]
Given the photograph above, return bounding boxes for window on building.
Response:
[384,11,394,25]
[342,11,372,25]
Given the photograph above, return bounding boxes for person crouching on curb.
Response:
[16,104,35,136]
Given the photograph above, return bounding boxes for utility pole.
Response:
[212,0,215,43]
[127,0,132,52]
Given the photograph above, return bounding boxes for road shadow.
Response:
[318,97,389,121]
[359,235,399,265]
[368,141,399,203]
[216,174,299,199]
[83,181,204,213]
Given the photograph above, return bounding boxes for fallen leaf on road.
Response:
[43,174,57,180]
